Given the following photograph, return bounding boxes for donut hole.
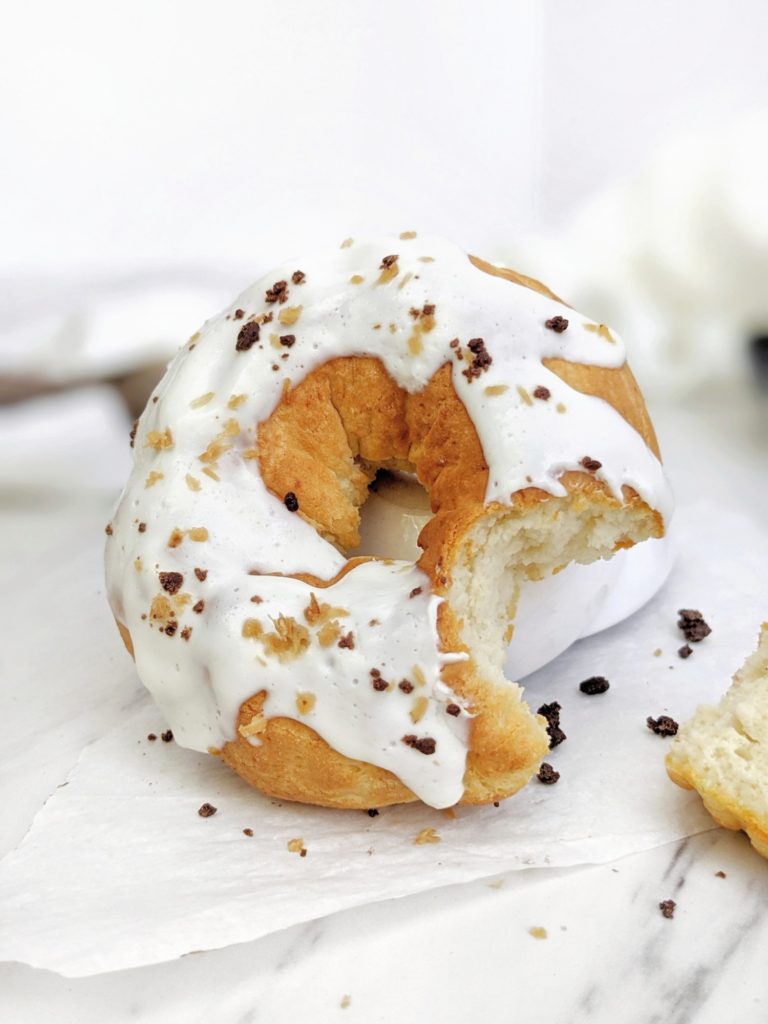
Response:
[353,470,431,560]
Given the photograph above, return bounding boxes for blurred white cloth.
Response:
[0,276,235,383]
[496,112,768,398]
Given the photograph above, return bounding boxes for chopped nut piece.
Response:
[187,527,209,542]
[350,274,364,284]
[584,321,615,343]
[414,827,440,845]
[242,618,263,638]
[190,392,214,408]
[296,692,316,715]
[410,696,429,723]
[528,927,548,939]
[145,471,164,488]
[146,428,174,451]
[287,837,305,854]
[517,385,533,406]
[484,384,509,396]
[185,474,201,492]
[227,394,247,410]
[340,237,354,249]
[399,230,417,240]
[278,305,302,326]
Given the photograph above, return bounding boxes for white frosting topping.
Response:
[106,235,672,808]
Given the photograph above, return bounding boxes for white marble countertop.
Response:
[1,392,767,1024]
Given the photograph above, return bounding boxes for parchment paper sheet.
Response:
[0,501,765,976]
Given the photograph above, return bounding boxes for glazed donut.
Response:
[106,235,672,810]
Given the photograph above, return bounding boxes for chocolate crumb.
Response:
[180,626,192,641]
[646,715,679,737]
[446,703,461,716]
[105,523,113,536]
[372,677,388,692]
[545,315,569,333]
[367,808,379,818]
[402,734,437,755]
[715,871,726,878]
[236,321,261,351]
[462,337,492,381]
[164,622,178,637]
[493,801,500,808]
[138,522,147,533]
[194,568,208,582]
[659,899,676,919]
[449,338,460,349]
[129,420,138,447]
[147,733,157,741]
[537,701,566,748]
[580,456,603,472]
[161,730,173,742]
[678,644,693,659]
[380,254,398,269]
[279,334,296,347]
[579,676,610,695]
[338,631,355,649]
[677,609,712,643]
[398,680,414,694]
[409,586,423,598]
[159,571,184,595]
[265,280,289,304]
[233,308,245,320]
[284,491,299,512]
[198,802,217,818]
[243,828,254,836]
[193,600,205,614]
[423,303,436,317]
[291,270,306,285]
[533,386,551,401]
[537,762,560,785]
[300,848,307,857]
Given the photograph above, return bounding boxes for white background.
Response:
[2,0,767,276]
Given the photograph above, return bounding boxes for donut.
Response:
[667,624,768,860]
[105,234,672,810]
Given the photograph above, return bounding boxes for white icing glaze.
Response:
[105,234,673,808]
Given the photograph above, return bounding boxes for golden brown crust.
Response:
[118,254,666,809]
